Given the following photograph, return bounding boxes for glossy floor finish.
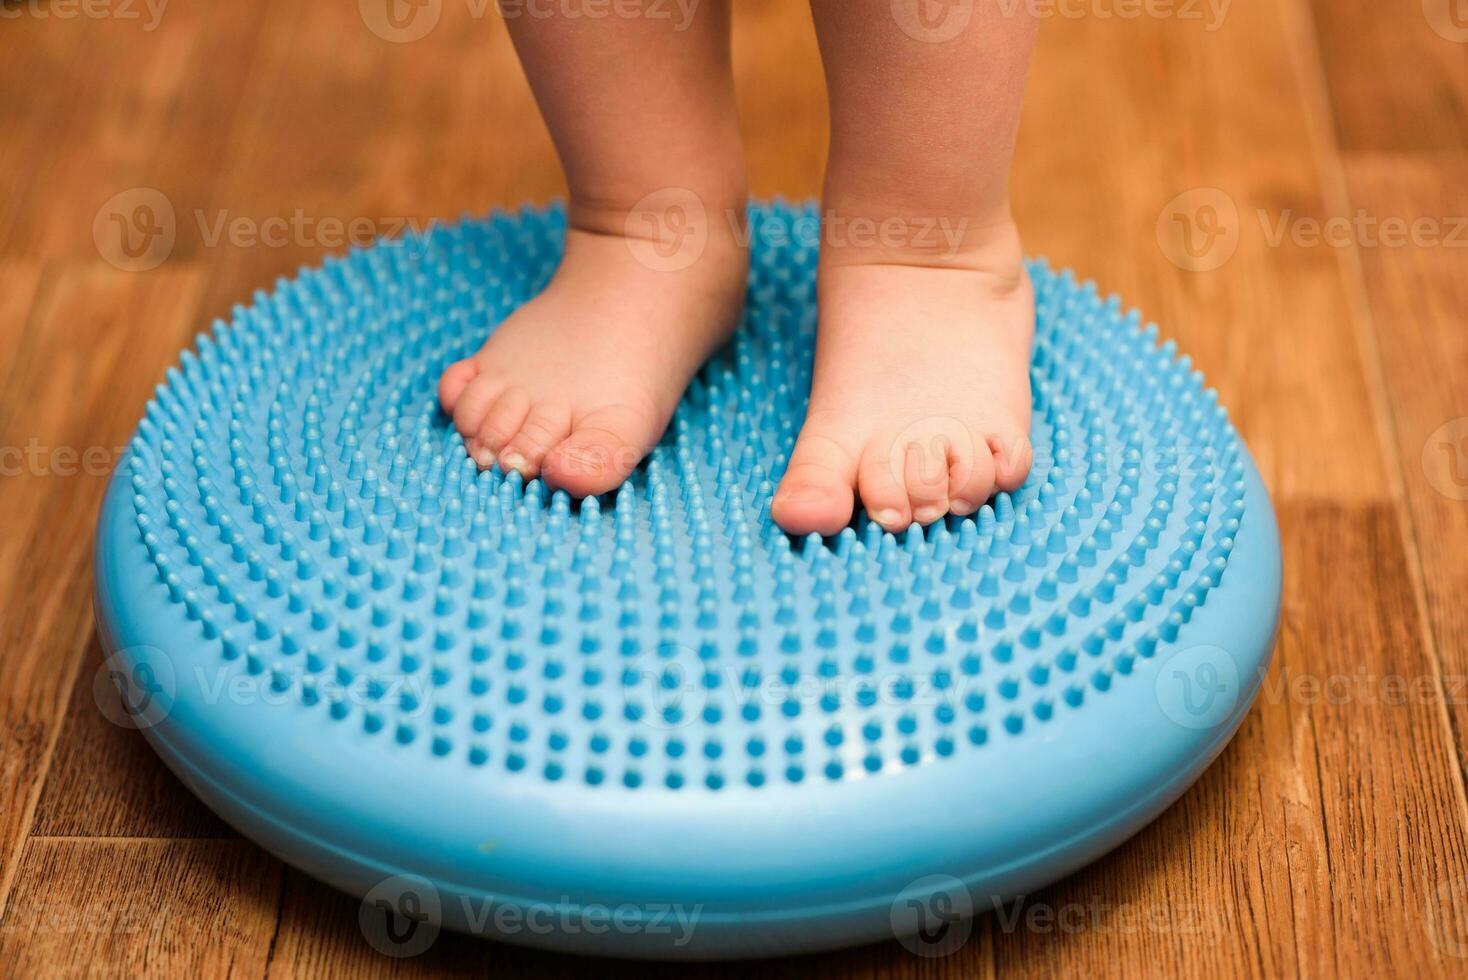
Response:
[2,0,1467,976]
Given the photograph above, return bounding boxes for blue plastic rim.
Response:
[94,201,1282,960]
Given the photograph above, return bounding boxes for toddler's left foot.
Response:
[772,224,1035,536]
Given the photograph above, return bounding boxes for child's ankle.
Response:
[569,188,748,248]
[816,205,1024,284]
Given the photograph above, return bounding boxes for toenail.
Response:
[560,448,608,473]
[951,499,976,515]
[501,450,529,473]
[779,485,825,503]
[469,444,496,468]
[914,505,946,524]
[873,508,903,528]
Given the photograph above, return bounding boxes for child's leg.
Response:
[772,1,1039,536]
[439,2,748,494]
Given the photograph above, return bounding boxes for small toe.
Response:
[451,374,503,447]
[947,438,997,516]
[472,388,531,464]
[990,430,1034,493]
[438,357,481,414]
[903,437,951,526]
[857,437,913,533]
[499,408,574,478]
[773,430,858,536]
[545,427,641,497]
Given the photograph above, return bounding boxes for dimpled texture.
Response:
[95,202,1282,959]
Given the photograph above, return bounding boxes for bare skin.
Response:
[438,1,749,495]
[777,227,1035,534]
[439,0,1039,531]
[772,1,1039,534]
[438,218,747,494]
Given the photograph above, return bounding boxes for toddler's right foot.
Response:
[438,205,747,496]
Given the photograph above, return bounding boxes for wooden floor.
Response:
[2,0,1466,975]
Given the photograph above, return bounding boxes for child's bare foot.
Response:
[769,0,1038,535]
[772,221,1034,536]
[438,207,747,495]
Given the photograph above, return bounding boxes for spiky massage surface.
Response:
[95,202,1281,959]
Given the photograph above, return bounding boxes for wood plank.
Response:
[189,0,561,325]
[262,870,492,979]
[1307,0,1468,153]
[994,502,1468,978]
[0,264,204,917]
[1015,6,1389,504]
[0,0,265,885]
[0,262,46,494]
[30,635,233,839]
[0,260,55,923]
[0,30,99,256]
[1343,153,1468,772]
[0,1,269,261]
[0,839,281,978]
[733,0,828,199]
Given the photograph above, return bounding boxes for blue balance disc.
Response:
[94,202,1282,960]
